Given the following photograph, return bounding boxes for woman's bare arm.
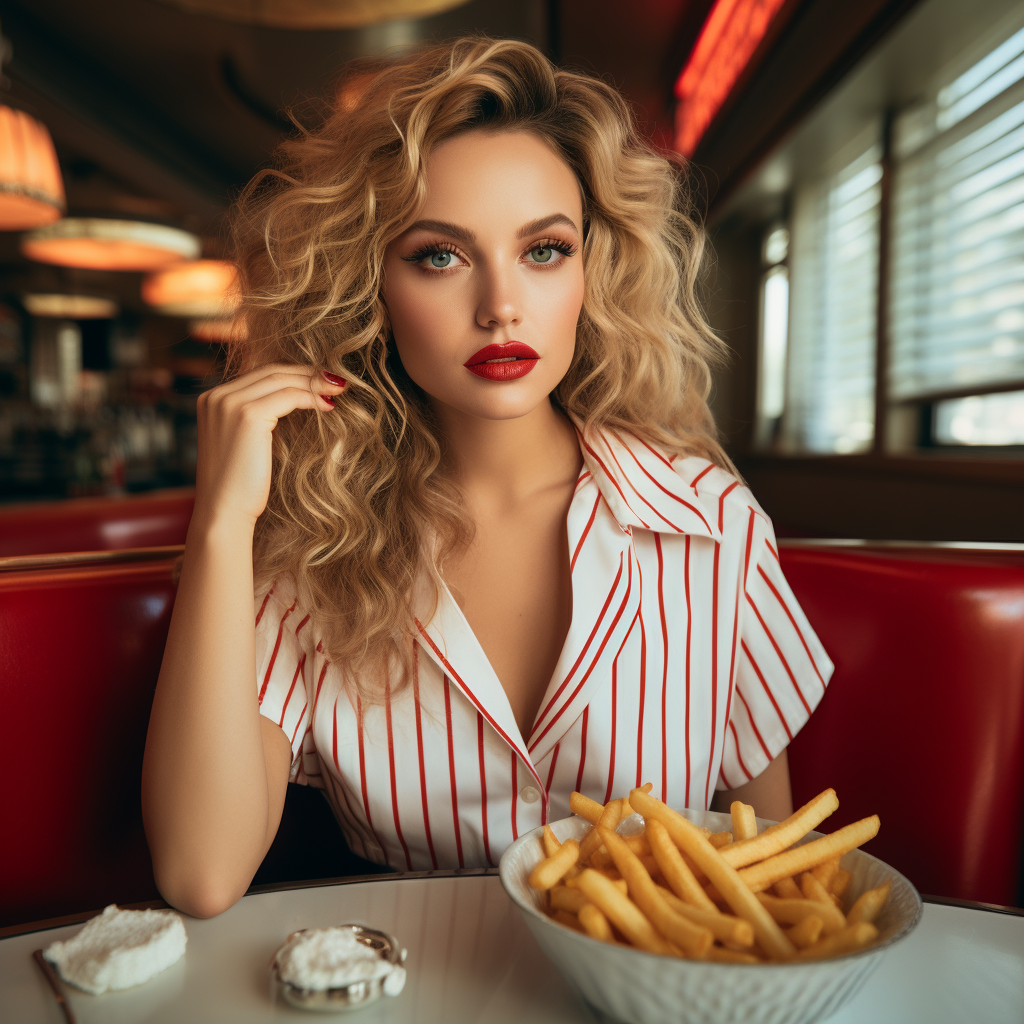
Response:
[711,748,793,823]
[141,365,343,918]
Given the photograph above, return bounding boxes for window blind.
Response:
[890,24,1024,400]
[782,145,882,453]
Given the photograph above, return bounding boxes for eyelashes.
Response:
[401,237,578,273]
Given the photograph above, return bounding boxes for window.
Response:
[754,225,789,446]
[758,9,1024,456]
[781,142,882,453]
[890,24,1024,417]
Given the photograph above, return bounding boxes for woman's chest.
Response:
[443,497,574,738]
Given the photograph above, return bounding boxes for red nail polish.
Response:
[323,372,346,387]
[323,395,336,407]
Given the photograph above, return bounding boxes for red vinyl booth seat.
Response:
[3,541,1022,927]
[781,541,1024,908]
[0,487,195,557]
[0,551,178,927]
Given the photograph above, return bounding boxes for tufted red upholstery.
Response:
[781,541,1024,907]
[3,540,1022,926]
[0,551,178,927]
[0,488,195,557]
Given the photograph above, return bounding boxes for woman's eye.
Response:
[428,250,456,268]
[528,245,555,264]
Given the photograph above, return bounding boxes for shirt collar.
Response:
[573,421,722,542]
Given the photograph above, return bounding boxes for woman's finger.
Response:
[237,386,338,426]
[208,369,345,410]
[210,363,345,399]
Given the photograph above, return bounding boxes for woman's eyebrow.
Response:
[400,213,580,243]
[516,213,579,238]
[402,219,475,242]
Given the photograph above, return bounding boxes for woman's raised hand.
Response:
[193,364,344,529]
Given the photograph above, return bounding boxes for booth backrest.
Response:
[0,488,195,557]
[781,541,1024,907]
[4,540,1022,926]
[0,550,179,927]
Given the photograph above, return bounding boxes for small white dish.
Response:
[269,924,407,1013]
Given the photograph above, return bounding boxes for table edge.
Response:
[921,893,1024,917]
[0,868,501,940]
[5,876,1017,940]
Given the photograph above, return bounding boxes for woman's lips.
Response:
[464,342,540,381]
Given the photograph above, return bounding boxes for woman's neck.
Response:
[431,396,583,509]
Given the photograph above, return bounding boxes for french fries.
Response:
[536,786,888,965]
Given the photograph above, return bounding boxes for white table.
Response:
[2,872,1022,1024]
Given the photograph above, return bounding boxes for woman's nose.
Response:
[475,264,522,330]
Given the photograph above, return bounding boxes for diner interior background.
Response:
[0,0,1023,541]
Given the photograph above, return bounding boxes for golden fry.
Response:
[800,872,835,907]
[655,885,754,947]
[830,868,852,901]
[785,915,824,949]
[773,877,802,900]
[704,945,762,964]
[721,789,840,870]
[578,902,615,943]
[599,827,714,958]
[550,886,588,914]
[551,908,585,933]
[647,819,718,912]
[579,799,624,862]
[811,857,840,889]
[793,922,878,962]
[735,816,881,893]
[570,791,606,825]
[529,838,580,890]
[708,831,733,849]
[624,781,654,814]
[623,833,651,856]
[542,825,561,858]
[756,893,846,936]
[572,869,680,957]
[731,801,758,842]
[630,789,796,960]
[847,882,891,925]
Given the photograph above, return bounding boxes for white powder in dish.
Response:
[43,904,187,995]
[275,928,402,992]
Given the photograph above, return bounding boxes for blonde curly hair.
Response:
[230,36,733,698]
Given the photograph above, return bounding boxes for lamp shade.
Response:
[188,316,248,343]
[23,294,119,319]
[0,105,66,231]
[22,218,201,271]
[142,259,240,318]
[157,0,470,29]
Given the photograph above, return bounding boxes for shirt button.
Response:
[520,786,541,804]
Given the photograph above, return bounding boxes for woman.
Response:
[142,37,832,919]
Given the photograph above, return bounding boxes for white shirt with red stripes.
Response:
[254,425,833,871]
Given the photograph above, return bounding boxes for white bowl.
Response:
[499,809,922,1024]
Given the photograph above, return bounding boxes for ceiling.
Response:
[0,0,711,241]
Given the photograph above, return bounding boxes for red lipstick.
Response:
[464,342,540,381]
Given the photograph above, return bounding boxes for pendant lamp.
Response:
[157,0,470,29]
[0,104,66,230]
[23,293,118,319]
[142,259,240,318]
[21,218,201,272]
[188,316,247,344]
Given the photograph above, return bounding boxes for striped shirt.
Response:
[255,426,833,870]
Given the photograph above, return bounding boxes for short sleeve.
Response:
[254,581,314,782]
[718,514,834,789]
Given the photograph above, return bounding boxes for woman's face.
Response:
[382,129,585,421]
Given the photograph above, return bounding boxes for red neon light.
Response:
[674,0,789,157]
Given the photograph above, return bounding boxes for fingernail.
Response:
[323,371,346,387]
[323,395,336,407]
